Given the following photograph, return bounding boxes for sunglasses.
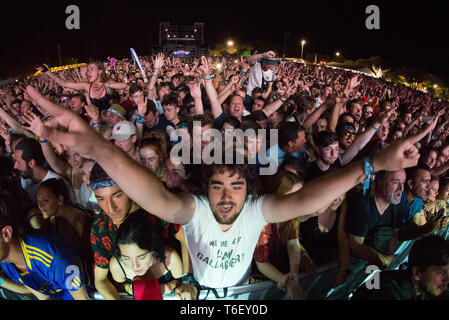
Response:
[365,110,373,114]
[344,131,356,138]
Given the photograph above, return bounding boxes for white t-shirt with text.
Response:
[183,194,268,289]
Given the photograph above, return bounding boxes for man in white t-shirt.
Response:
[27,83,423,291]
[244,51,278,111]
[12,137,67,203]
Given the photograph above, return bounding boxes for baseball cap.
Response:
[110,121,136,141]
[102,104,126,120]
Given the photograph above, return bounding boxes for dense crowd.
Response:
[0,50,449,300]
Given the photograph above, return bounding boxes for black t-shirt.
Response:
[153,115,175,132]
[304,158,342,183]
[345,189,408,239]
[299,209,340,266]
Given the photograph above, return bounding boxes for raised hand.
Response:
[152,53,165,72]
[373,136,420,172]
[187,79,202,100]
[230,74,240,85]
[36,63,50,73]
[277,85,287,97]
[20,110,44,137]
[263,51,276,59]
[349,74,363,90]
[136,95,148,116]
[84,104,100,123]
[198,56,211,78]
[240,56,250,71]
[0,120,10,141]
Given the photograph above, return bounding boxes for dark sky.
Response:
[2,1,449,83]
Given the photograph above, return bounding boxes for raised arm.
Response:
[199,56,223,119]
[21,110,72,180]
[25,85,196,225]
[135,95,148,140]
[39,65,88,92]
[148,53,164,100]
[339,109,393,166]
[0,107,34,138]
[247,50,276,66]
[262,85,296,118]
[105,81,128,90]
[262,135,421,223]
[217,75,239,105]
[187,79,204,116]
[303,97,333,131]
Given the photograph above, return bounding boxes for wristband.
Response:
[241,70,247,75]
[136,119,144,125]
[362,157,374,195]
[0,275,4,287]
[370,124,380,135]
[165,283,172,292]
[136,114,145,120]
[181,273,198,286]
[40,140,48,144]
[204,77,214,81]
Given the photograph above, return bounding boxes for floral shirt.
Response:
[253,223,298,266]
[90,209,181,269]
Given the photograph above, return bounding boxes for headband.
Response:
[90,179,117,191]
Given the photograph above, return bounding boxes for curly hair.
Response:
[200,162,261,197]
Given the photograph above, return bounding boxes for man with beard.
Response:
[352,235,449,300]
[345,169,443,269]
[12,138,66,204]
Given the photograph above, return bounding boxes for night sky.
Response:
[1,1,449,83]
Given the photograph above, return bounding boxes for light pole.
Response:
[300,40,306,60]
[57,44,62,66]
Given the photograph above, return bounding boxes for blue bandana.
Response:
[90,179,117,191]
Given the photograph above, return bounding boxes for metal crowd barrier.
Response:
[2,228,447,301]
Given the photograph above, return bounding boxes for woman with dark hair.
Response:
[38,61,129,111]
[109,211,197,300]
[36,178,92,262]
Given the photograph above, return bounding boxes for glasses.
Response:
[365,110,373,114]
[344,131,356,138]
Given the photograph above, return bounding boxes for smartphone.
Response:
[422,116,431,123]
